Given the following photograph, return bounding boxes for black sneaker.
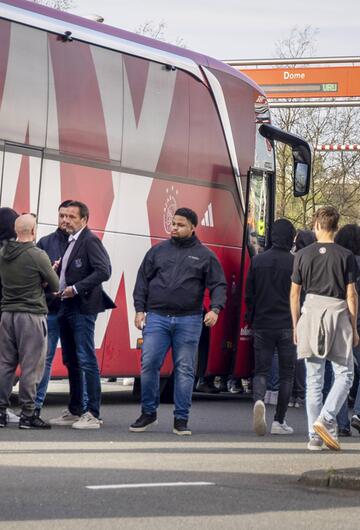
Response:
[173,418,192,436]
[0,411,7,428]
[338,428,352,437]
[196,382,220,394]
[351,414,360,434]
[19,412,51,430]
[129,412,157,432]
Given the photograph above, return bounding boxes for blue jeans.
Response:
[58,305,100,418]
[306,356,353,438]
[35,314,60,409]
[353,344,360,416]
[323,360,351,430]
[141,312,203,420]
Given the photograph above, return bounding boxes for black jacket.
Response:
[245,219,295,329]
[37,228,68,264]
[133,234,227,316]
[37,228,68,313]
[59,227,115,315]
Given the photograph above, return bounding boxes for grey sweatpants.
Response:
[0,312,47,415]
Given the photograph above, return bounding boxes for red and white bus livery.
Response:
[0,0,311,383]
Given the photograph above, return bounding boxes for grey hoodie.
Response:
[0,241,59,314]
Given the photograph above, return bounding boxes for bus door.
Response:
[232,168,273,378]
[0,143,43,215]
[0,142,3,187]
[247,169,272,256]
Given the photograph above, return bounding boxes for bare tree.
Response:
[274,25,318,61]
[32,0,74,10]
[135,21,186,48]
[272,27,360,227]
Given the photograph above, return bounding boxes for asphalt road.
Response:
[1,384,360,529]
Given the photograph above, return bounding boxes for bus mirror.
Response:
[259,123,312,198]
[293,160,310,197]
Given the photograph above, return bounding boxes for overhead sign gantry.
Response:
[224,56,360,108]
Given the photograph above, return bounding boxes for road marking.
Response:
[86,481,215,490]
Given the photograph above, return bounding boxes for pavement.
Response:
[1,385,360,529]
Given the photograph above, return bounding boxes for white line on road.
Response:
[86,482,215,490]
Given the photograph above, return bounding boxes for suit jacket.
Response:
[60,226,115,315]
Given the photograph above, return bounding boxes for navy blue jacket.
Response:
[133,234,227,316]
[59,226,115,315]
[37,228,68,264]
[37,228,68,314]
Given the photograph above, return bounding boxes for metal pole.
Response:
[224,57,360,66]
[269,100,360,108]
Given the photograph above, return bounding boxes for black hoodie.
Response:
[245,219,296,329]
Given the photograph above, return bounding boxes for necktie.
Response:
[59,237,76,291]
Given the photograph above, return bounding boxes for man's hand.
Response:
[52,259,61,272]
[204,310,219,328]
[61,286,75,299]
[353,329,359,347]
[135,312,145,330]
[293,327,298,345]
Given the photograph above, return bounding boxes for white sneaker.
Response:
[50,409,81,426]
[253,400,267,436]
[271,420,294,435]
[6,409,20,423]
[72,411,101,430]
[269,391,278,406]
[307,435,323,451]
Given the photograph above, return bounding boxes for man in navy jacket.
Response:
[50,201,115,429]
[35,199,72,413]
[130,207,227,435]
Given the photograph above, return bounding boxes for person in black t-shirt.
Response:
[290,206,358,452]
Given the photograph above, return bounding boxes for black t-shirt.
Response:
[292,242,357,300]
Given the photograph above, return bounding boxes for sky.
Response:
[69,0,360,61]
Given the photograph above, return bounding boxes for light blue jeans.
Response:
[305,356,354,438]
[141,312,203,420]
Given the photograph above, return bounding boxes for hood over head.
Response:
[271,219,296,251]
[0,241,34,262]
[295,229,316,251]
[0,207,19,243]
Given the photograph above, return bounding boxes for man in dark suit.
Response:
[50,201,115,429]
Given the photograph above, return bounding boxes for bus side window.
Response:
[0,145,42,215]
